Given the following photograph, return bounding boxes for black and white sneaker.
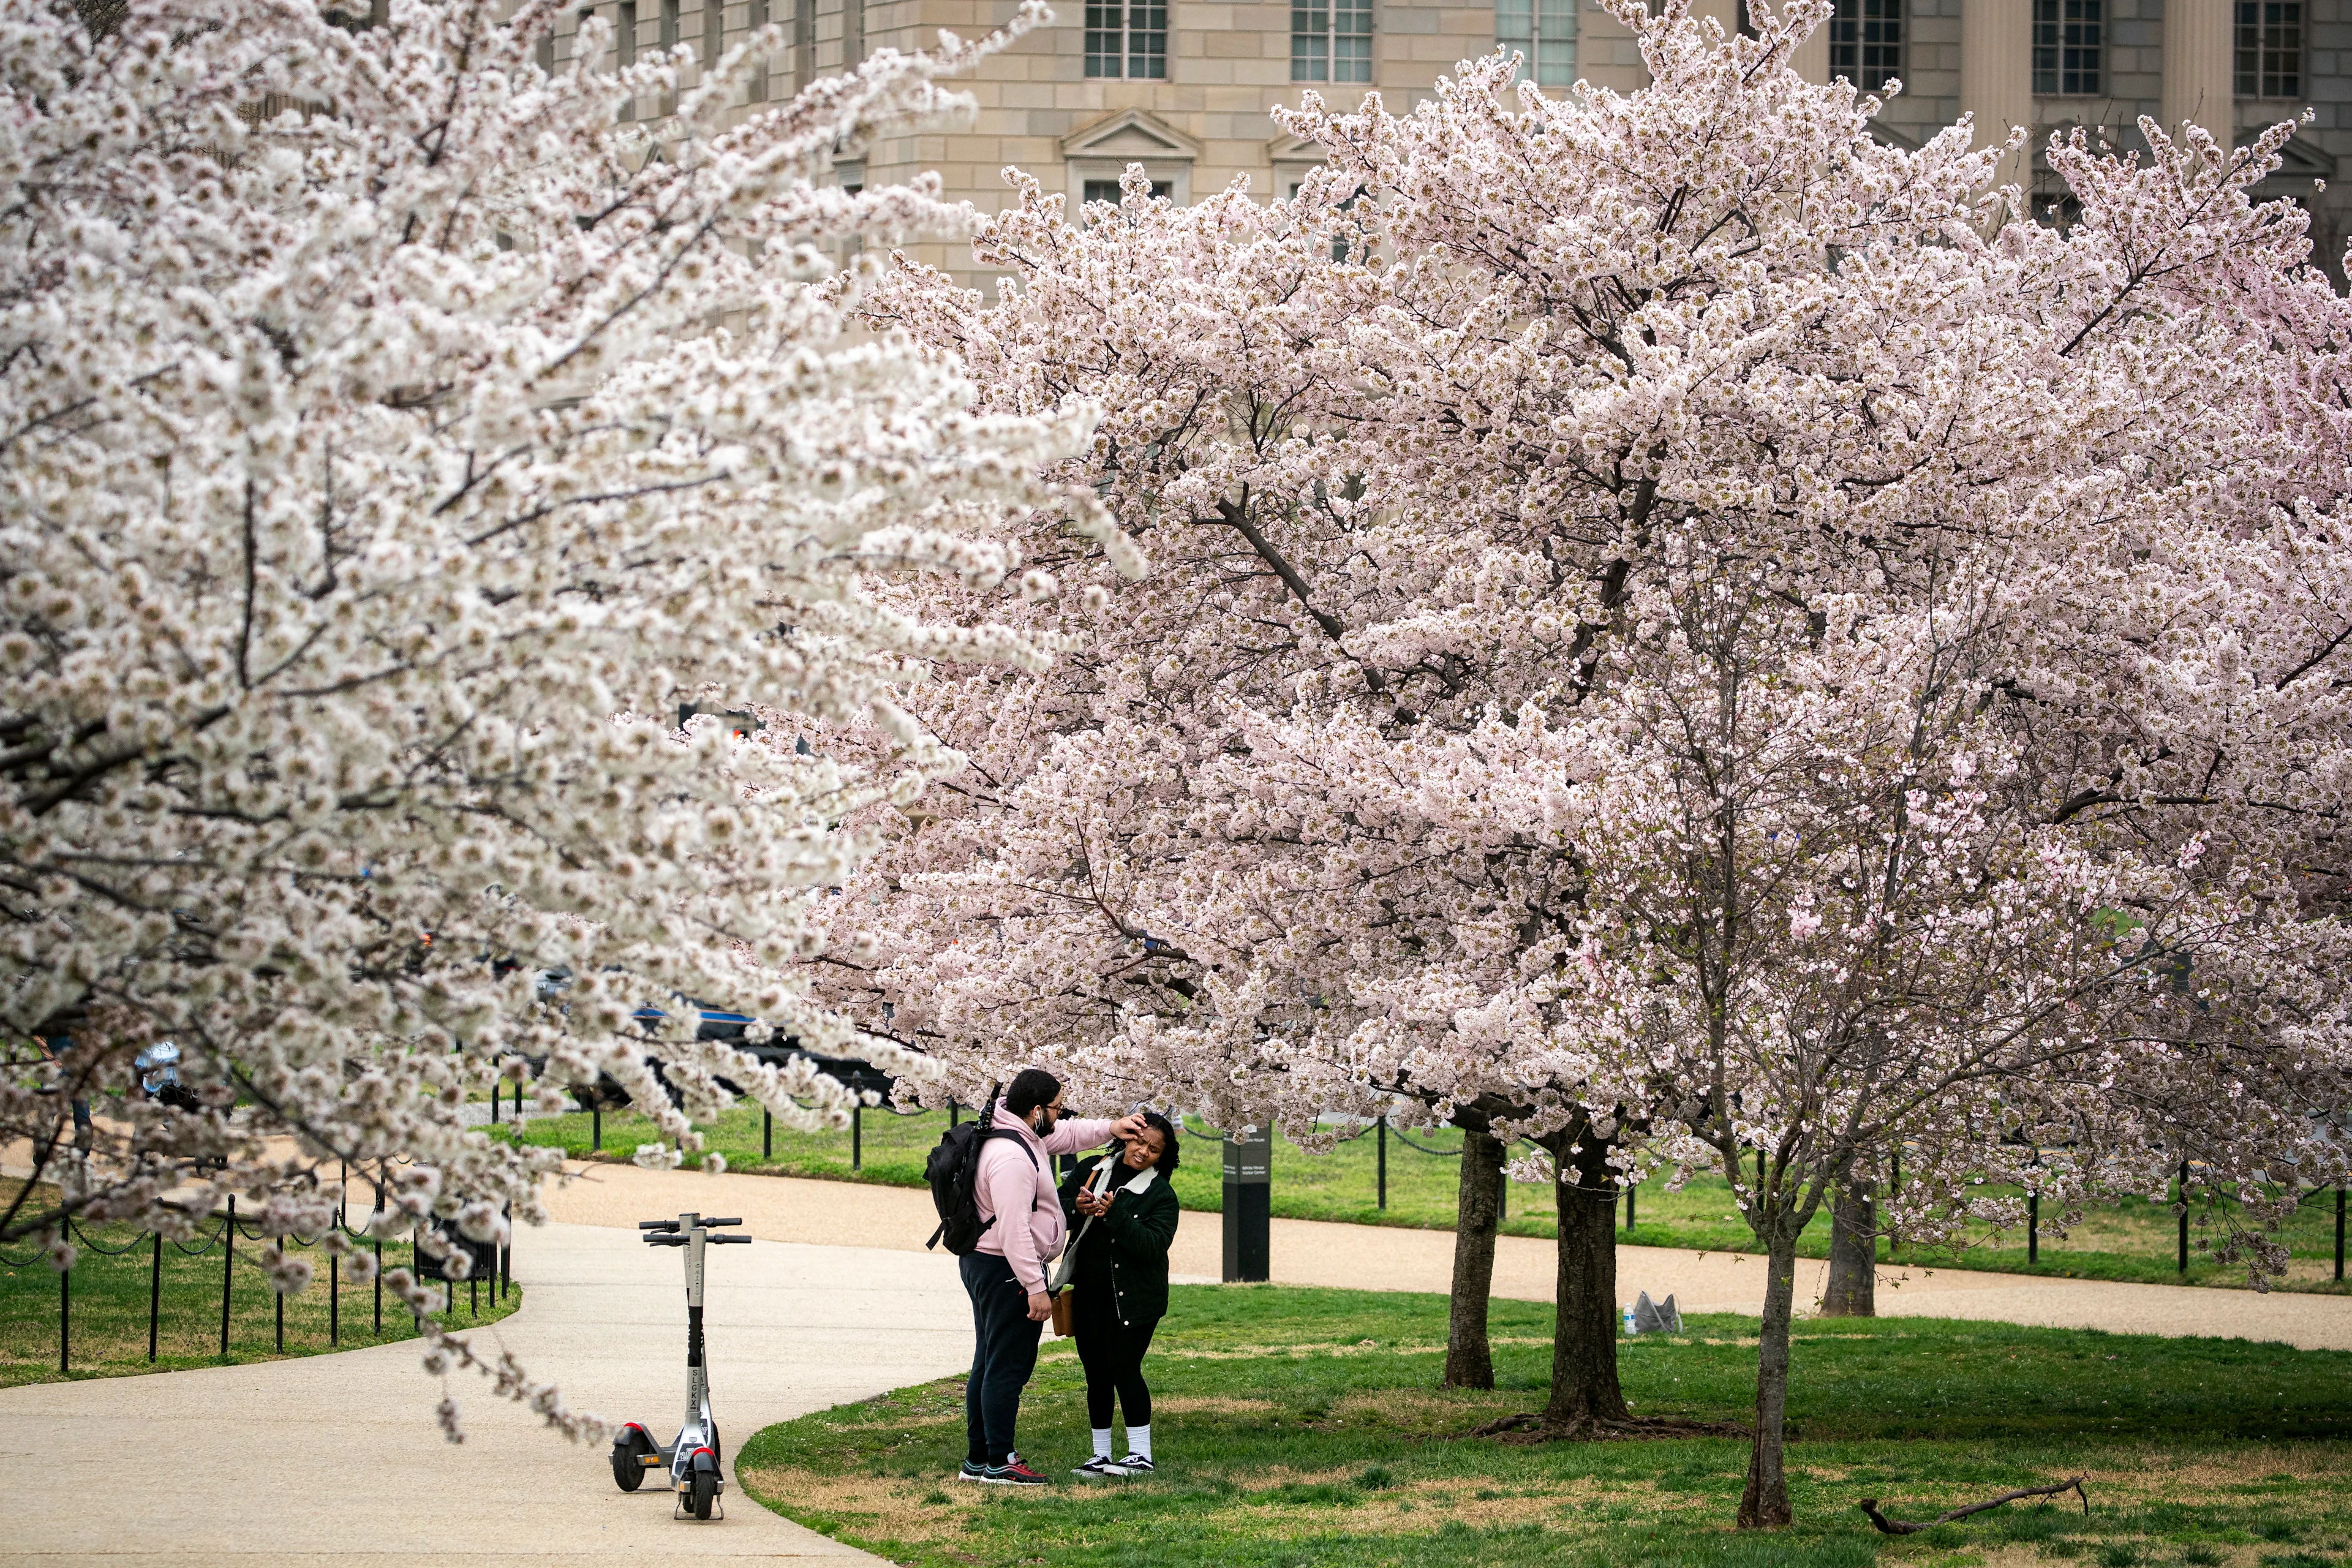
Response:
[1072,1455,1123,1478]
[956,1460,989,1483]
[1110,1454,1154,1476]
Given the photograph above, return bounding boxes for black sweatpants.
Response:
[960,1251,1043,1466]
[1071,1271,1159,1429]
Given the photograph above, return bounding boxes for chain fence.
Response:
[2,1172,515,1378]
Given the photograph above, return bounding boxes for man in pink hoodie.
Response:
[959,1068,1145,1485]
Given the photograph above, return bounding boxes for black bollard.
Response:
[1889,1148,1902,1254]
[1376,1117,1387,1211]
[220,1197,234,1356]
[2178,1158,2191,1274]
[1222,1128,1271,1282]
[149,1231,162,1363]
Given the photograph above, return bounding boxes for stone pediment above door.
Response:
[1268,132,1327,200]
[1060,108,1202,207]
[1059,107,1204,164]
[2261,132,2337,183]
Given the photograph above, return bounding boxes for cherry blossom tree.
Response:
[0,0,1107,1435]
[832,168,1575,1382]
[1412,553,2352,1521]
[821,0,2352,1520]
[1243,1,2352,1517]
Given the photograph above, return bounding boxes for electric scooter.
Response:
[608,1212,751,1520]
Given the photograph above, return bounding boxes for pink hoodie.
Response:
[974,1102,1115,1295]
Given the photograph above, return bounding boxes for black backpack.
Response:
[924,1090,1036,1253]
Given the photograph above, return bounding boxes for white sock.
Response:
[1091,1427,1113,1460]
[1128,1423,1151,1461]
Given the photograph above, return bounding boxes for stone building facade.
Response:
[559,0,2352,274]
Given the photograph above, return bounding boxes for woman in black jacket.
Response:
[1057,1110,1180,1477]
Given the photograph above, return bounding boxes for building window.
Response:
[2030,191,2083,230]
[1292,181,1366,260]
[750,0,771,101]
[1496,0,1575,86]
[1828,0,1901,86]
[2236,0,2301,97]
[1085,0,1167,78]
[1083,178,1172,204]
[658,0,677,110]
[2031,0,2100,95]
[614,0,637,118]
[1292,0,1372,83]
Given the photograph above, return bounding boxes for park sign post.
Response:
[1223,1129,1272,1281]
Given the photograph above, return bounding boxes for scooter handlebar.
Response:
[638,1219,679,1232]
[644,1234,689,1246]
[703,1218,742,1227]
[708,1234,752,1244]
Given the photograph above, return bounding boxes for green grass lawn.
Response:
[0,1180,521,1388]
[736,1285,2352,1568]
[502,1103,2351,1291]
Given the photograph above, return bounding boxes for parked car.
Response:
[531,973,894,1113]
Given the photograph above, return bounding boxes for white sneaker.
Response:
[1109,1454,1154,1475]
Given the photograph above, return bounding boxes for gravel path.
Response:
[543,1160,2352,1352]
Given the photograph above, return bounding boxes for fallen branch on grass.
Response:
[1858,1476,2090,1535]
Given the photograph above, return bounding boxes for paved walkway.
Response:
[0,1217,971,1564]
[545,1162,2352,1352]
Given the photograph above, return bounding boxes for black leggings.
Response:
[1071,1272,1159,1429]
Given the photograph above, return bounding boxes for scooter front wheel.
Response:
[690,1469,718,1520]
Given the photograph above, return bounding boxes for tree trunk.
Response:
[1542,1126,1630,1428]
[1738,1226,1801,1528]
[1820,1180,1875,1318]
[1444,1125,1504,1389]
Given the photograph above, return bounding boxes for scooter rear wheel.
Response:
[610,1430,649,1491]
[690,1469,717,1520]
